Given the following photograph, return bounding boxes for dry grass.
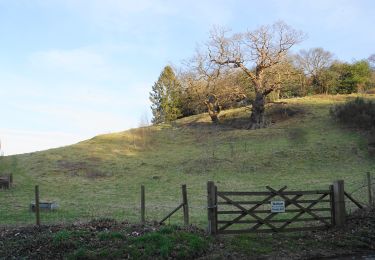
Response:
[0,94,375,226]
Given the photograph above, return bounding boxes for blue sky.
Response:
[0,0,374,155]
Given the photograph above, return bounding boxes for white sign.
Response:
[271,201,285,213]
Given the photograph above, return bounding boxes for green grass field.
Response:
[1,94,374,227]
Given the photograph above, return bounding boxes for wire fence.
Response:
[1,173,374,228]
[0,181,210,227]
[344,172,375,214]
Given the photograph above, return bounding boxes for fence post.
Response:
[214,185,218,232]
[181,184,189,226]
[329,184,335,226]
[9,173,13,187]
[141,185,145,223]
[35,185,40,226]
[207,181,217,235]
[333,180,345,227]
[367,172,373,206]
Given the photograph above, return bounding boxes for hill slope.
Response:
[0,95,374,226]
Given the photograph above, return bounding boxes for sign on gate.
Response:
[210,183,335,234]
[270,200,285,213]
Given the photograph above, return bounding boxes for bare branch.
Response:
[201,21,305,128]
[294,47,334,76]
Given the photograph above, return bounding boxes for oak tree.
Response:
[207,22,304,128]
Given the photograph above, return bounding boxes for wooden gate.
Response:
[207,182,334,234]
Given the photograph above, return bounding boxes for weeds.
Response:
[97,231,124,241]
[128,225,208,259]
[330,97,375,157]
[330,97,375,130]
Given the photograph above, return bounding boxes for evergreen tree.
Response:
[329,61,372,94]
[149,66,182,124]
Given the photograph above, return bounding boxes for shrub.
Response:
[330,97,375,130]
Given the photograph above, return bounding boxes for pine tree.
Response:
[149,66,182,124]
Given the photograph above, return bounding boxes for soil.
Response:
[0,208,374,259]
[205,207,375,259]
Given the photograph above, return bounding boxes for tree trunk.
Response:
[205,94,221,124]
[249,92,266,129]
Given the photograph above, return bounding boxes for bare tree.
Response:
[207,21,304,129]
[294,48,334,93]
[295,48,333,76]
[189,48,224,122]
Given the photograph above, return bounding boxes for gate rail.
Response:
[207,180,350,235]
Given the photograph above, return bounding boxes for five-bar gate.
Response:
[207,181,338,235]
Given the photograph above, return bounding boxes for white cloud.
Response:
[0,129,86,155]
[28,47,123,81]
[4,81,150,133]
[1,48,152,155]
[27,43,168,84]
[31,49,105,70]
[53,0,233,34]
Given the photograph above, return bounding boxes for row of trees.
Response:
[150,22,375,127]
[295,48,373,95]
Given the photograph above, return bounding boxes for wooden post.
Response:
[367,172,373,206]
[9,173,13,187]
[35,185,40,226]
[214,185,218,232]
[333,180,346,227]
[141,185,145,223]
[207,181,217,235]
[329,184,335,226]
[181,184,189,226]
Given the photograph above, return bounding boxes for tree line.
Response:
[150,21,375,127]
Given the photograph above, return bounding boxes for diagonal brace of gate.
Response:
[278,193,328,230]
[249,193,302,231]
[266,186,330,226]
[218,186,287,231]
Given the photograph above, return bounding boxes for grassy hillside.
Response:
[0,95,374,226]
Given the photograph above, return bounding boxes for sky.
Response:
[0,0,374,155]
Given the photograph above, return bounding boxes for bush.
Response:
[330,97,375,130]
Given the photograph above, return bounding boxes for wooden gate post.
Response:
[329,184,335,226]
[207,181,217,235]
[333,180,346,227]
[35,185,40,226]
[367,172,373,206]
[181,184,189,226]
[141,185,145,223]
